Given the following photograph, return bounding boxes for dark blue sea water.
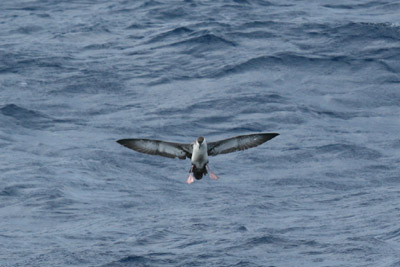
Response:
[1,0,400,266]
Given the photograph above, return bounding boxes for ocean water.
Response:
[1,0,400,266]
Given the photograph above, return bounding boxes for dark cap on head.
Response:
[197,136,204,144]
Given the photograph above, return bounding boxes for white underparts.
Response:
[191,139,208,169]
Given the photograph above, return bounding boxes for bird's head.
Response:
[196,136,205,146]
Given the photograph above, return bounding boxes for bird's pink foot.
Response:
[209,172,219,180]
[206,165,219,180]
[187,173,195,184]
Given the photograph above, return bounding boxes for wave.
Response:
[212,52,395,78]
[221,0,273,7]
[83,42,115,50]
[246,235,286,246]
[323,1,387,9]
[298,105,360,120]
[315,144,382,160]
[227,30,276,39]
[0,185,21,197]
[0,104,71,130]
[149,93,286,118]
[1,104,48,121]
[0,52,72,74]
[103,252,177,266]
[239,20,284,29]
[126,22,148,30]
[165,32,236,48]
[55,71,124,94]
[146,26,193,44]
[137,0,163,9]
[324,1,400,11]
[331,22,400,42]
[11,25,43,34]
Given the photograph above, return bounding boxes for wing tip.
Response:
[261,132,279,139]
[116,139,130,147]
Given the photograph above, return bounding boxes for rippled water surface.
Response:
[1,0,400,266]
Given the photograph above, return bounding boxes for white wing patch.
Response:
[207,133,279,156]
[117,139,192,159]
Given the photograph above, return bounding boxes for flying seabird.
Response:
[117,133,279,184]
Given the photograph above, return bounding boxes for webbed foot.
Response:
[187,173,195,184]
[206,164,219,180]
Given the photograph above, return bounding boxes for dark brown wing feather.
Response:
[117,139,192,159]
[207,133,279,156]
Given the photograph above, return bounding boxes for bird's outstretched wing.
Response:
[207,133,279,156]
[117,139,192,159]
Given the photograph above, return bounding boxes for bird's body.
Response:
[188,137,215,181]
[117,133,279,184]
[191,137,208,169]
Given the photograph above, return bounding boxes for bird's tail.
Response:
[192,165,207,180]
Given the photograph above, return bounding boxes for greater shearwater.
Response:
[117,133,279,184]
